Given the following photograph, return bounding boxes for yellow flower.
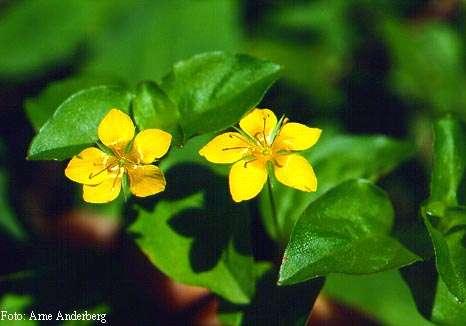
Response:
[65,109,172,203]
[199,108,321,202]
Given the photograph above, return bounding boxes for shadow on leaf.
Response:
[128,163,251,273]
[220,267,324,325]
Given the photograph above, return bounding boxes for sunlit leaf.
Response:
[404,116,466,322]
[324,271,431,326]
[132,81,182,143]
[260,134,414,242]
[160,52,281,142]
[422,116,466,302]
[28,86,133,160]
[422,211,466,302]
[431,277,466,325]
[428,116,465,210]
[279,179,419,285]
[130,138,255,304]
[25,75,123,131]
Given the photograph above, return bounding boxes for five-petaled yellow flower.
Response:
[199,108,321,202]
[65,109,172,203]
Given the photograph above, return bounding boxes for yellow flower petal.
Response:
[199,132,250,164]
[131,129,172,164]
[83,171,122,203]
[274,154,317,192]
[65,147,113,185]
[127,164,166,197]
[229,160,267,202]
[98,109,135,150]
[239,108,277,138]
[274,123,321,151]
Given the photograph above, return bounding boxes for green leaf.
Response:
[129,155,255,304]
[219,265,323,326]
[279,179,419,285]
[0,0,105,79]
[401,259,466,325]
[421,116,466,302]
[247,0,352,109]
[28,86,133,160]
[403,116,466,322]
[160,52,281,141]
[0,143,28,241]
[384,21,466,116]
[83,0,241,82]
[0,294,33,311]
[0,294,37,325]
[429,116,465,210]
[160,134,229,177]
[431,277,466,325]
[25,75,123,131]
[324,271,432,326]
[0,170,27,242]
[260,134,414,242]
[132,81,182,142]
[422,211,466,302]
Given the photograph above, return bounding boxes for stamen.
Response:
[262,116,268,146]
[270,115,287,143]
[112,167,122,189]
[233,126,260,146]
[273,159,284,168]
[276,149,293,155]
[222,146,249,151]
[243,158,257,168]
[230,154,254,165]
[230,131,248,142]
[89,162,118,179]
[88,167,107,180]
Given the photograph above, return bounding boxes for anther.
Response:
[244,158,256,168]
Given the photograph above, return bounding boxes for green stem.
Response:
[267,175,284,246]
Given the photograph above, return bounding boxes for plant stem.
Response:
[267,176,283,245]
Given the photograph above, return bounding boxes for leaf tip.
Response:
[277,263,293,286]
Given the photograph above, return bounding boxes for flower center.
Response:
[261,147,272,156]
[249,133,274,162]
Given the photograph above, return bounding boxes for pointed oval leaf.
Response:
[132,81,182,143]
[160,52,281,141]
[25,75,123,131]
[279,179,419,285]
[28,86,134,160]
[260,134,414,241]
[423,116,466,302]
[423,211,466,302]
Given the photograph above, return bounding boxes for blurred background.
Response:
[0,0,464,325]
